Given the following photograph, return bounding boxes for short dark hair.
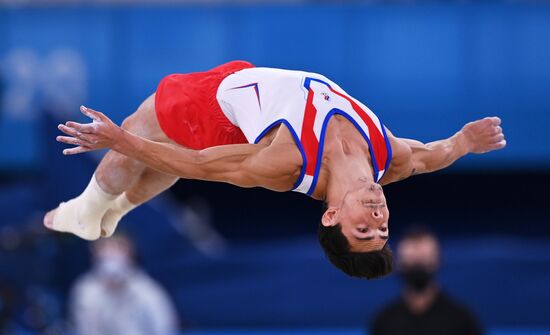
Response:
[400,225,438,243]
[318,210,393,279]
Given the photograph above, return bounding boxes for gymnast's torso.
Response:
[216,67,393,196]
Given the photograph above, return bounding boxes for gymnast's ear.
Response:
[321,206,339,227]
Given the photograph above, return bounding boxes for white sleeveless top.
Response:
[216,67,392,196]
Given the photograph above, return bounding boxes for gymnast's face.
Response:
[322,181,389,252]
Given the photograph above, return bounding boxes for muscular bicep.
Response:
[195,142,301,191]
[398,138,432,174]
[389,136,447,177]
[380,129,427,184]
[191,144,258,181]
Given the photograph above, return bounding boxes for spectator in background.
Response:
[370,226,483,335]
[69,234,178,335]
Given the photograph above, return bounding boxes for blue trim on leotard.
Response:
[254,119,307,190]
[377,115,393,181]
[306,109,381,196]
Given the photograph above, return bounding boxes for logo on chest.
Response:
[321,92,331,101]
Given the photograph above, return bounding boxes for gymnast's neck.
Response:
[311,119,376,203]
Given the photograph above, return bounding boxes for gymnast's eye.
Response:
[357,227,368,234]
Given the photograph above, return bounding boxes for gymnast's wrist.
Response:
[454,131,471,156]
[112,128,133,154]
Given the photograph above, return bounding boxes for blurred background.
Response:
[0,0,549,334]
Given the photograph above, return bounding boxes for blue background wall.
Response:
[1,4,549,169]
[0,3,549,334]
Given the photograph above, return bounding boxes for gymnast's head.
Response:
[318,181,393,279]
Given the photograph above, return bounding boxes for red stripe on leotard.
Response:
[300,88,321,176]
[328,88,388,172]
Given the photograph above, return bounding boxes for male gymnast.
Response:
[45,61,506,279]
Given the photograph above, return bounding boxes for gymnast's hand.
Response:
[57,105,123,155]
[459,116,506,154]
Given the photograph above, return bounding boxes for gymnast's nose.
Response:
[372,208,384,221]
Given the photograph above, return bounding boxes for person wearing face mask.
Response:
[69,234,178,335]
[369,226,483,335]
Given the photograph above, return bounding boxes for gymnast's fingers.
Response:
[58,124,81,137]
[80,105,107,122]
[56,136,92,147]
[490,140,507,150]
[495,133,505,142]
[489,116,501,126]
[62,146,94,155]
[65,121,97,134]
[58,124,96,143]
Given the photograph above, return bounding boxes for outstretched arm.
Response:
[383,117,506,183]
[56,106,299,190]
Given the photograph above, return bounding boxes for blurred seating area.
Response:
[1,210,549,334]
[1,2,549,335]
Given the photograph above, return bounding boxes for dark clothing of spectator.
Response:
[370,291,483,335]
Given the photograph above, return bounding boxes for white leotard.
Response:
[216,67,392,196]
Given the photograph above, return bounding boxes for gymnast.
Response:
[45,61,506,279]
